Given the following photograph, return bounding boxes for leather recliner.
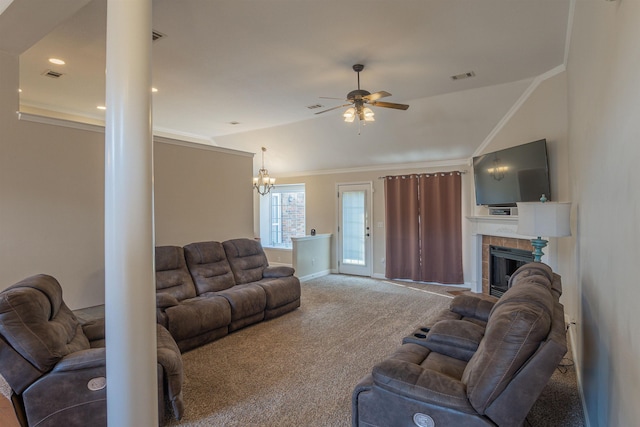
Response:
[0,274,184,426]
[353,262,567,427]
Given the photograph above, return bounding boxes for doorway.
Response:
[337,183,372,276]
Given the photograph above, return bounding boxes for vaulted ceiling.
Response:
[10,0,571,175]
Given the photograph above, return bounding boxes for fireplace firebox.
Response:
[489,246,534,297]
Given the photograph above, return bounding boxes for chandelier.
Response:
[253,147,275,196]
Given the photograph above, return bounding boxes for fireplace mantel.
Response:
[467,215,522,240]
[466,215,552,294]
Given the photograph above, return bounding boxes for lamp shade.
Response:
[516,201,571,238]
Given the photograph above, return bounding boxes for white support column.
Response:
[104,0,157,426]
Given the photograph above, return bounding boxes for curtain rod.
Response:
[378,170,467,179]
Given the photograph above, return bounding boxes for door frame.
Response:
[336,181,373,276]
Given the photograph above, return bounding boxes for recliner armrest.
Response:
[82,318,105,342]
[424,320,485,362]
[449,292,497,322]
[372,359,474,413]
[53,348,105,372]
[263,266,295,278]
[156,293,180,308]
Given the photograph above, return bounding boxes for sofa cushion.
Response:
[156,246,196,301]
[0,275,90,373]
[184,241,236,293]
[257,277,301,310]
[214,283,266,321]
[462,276,554,414]
[223,239,268,284]
[164,296,231,341]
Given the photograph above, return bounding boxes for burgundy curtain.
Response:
[384,175,420,280]
[419,173,463,284]
[384,172,463,284]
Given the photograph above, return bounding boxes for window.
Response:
[259,184,305,248]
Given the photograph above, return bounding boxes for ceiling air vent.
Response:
[306,104,324,110]
[42,69,63,79]
[451,71,476,81]
[152,30,166,42]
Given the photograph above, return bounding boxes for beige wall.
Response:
[0,51,254,309]
[271,163,472,281]
[566,2,640,425]
[1,51,106,309]
[478,72,576,318]
[154,141,253,246]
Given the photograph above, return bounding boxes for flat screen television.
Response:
[473,139,551,207]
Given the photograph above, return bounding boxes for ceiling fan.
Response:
[315,64,409,123]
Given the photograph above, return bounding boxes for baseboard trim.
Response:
[298,270,331,282]
[567,321,590,427]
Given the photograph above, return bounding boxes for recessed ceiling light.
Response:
[152,87,158,93]
[49,58,65,65]
[18,88,22,93]
[229,121,240,125]
[97,105,106,110]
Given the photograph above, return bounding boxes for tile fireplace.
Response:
[488,243,534,296]
[468,215,546,294]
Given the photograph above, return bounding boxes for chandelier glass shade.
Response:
[253,147,275,196]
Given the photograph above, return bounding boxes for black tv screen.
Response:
[473,139,551,207]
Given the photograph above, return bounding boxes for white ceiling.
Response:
[13,0,571,175]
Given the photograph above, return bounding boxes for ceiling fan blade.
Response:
[363,91,391,102]
[370,101,410,110]
[314,104,352,115]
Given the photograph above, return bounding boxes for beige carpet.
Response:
[164,275,455,426]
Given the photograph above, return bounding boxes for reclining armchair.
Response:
[353,262,567,427]
[0,274,184,426]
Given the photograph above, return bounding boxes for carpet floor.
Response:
[163,275,584,426]
[0,274,585,426]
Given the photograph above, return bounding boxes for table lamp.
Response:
[517,194,571,262]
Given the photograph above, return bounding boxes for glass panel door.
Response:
[338,183,372,276]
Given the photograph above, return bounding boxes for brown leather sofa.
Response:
[352,262,567,427]
[156,238,301,352]
[0,274,184,427]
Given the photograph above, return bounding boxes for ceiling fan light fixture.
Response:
[343,107,356,122]
[363,107,375,122]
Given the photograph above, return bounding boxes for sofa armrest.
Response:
[53,348,106,372]
[372,359,474,413]
[263,266,295,278]
[156,324,184,419]
[424,320,485,361]
[157,293,180,308]
[449,292,497,322]
[82,318,105,342]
